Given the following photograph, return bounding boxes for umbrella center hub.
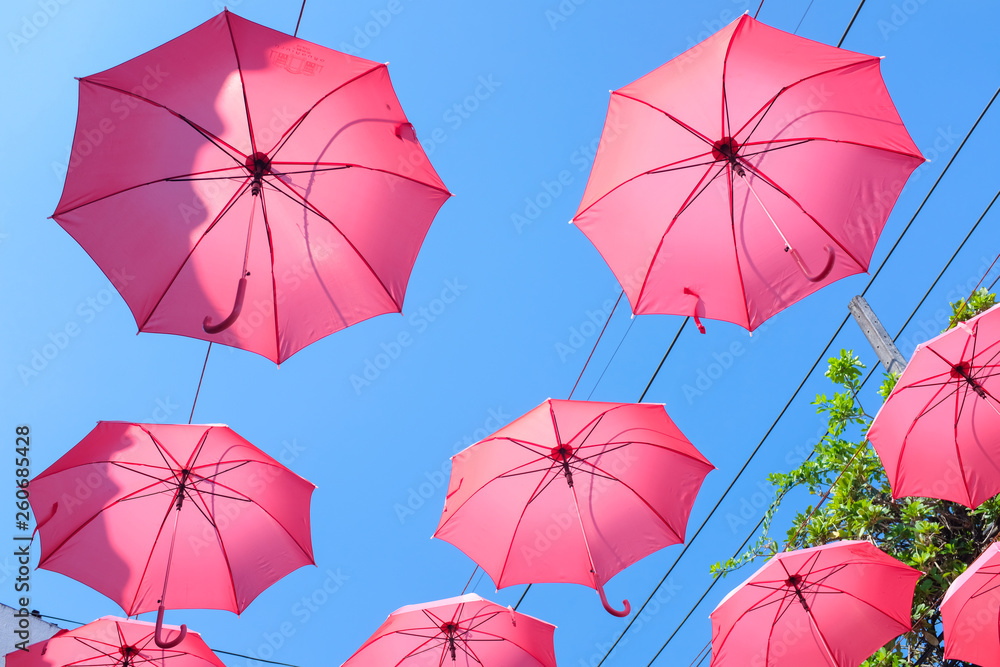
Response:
[120,645,138,665]
[712,137,744,173]
[440,623,459,660]
[951,361,987,398]
[549,445,576,487]
[244,152,272,196]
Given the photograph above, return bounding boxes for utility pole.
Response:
[847,295,906,375]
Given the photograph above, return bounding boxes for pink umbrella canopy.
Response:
[941,541,1000,665]
[341,593,557,667]
[434,399,714,616]
[52,10,451,363]
[710,541,921,667]
[6,616,225,667]
[572,14,923,332]
[28,421,315,646]
[868,304,1000,508]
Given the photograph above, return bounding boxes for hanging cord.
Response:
[569,291,625,399]
[637,318,689,402]
[460,565,479,595]
[753,0,764,19]
[293,0,307,37]
[188,343,213,424]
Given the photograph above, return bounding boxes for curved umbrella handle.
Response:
[789,245,835,283]
[597,583,631,617]
[154,603,187,649]
[203,276,248,334]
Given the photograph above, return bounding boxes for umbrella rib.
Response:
[634,163,726,309]
[953,374,975,506]
[137,182,254,331]
[182,481,243,611]
[738,159,868,269]
[611,91,715,147]
[267,63,384,158]
[256,186,282,361]
[261,177,402,311]
[575,439,712,468]
[274,160,452,197]
[496,467,562,585]
[573,457,685,543]
[73,78,246,166]
[547,400,565,448]
[224,11,259,157]
[727,165,754,330]
[735,58,882,144]
[53,165,248,218]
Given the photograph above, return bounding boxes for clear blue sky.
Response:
[2,0,998,665]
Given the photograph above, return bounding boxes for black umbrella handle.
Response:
[203,276,248,334]
[154,602,187,649]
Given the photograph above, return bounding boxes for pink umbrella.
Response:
[341,593,557,666]
[434,399,714,616]
[710,541,921,667]
[572,14,923,332]
[941,541,1000,665]
[6,616,225,667]
[28,421,315,647]
[53,10,450,363]
[868,304,1000,508]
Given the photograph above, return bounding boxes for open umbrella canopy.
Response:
[52,10,451,363]
[710,541,921,667]
[941,541,1000,666]
[572,14,923,332]
[28,421,315,636]
[341,593,557,667]
[6,616,225,667]
[868,304,1000,508]
[434,399,714,616]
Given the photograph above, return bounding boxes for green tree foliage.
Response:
[714,295,1000,666]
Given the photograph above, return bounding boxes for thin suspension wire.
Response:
[643,190,1000,665]
[637,318,689,402]
[461,565,480,595]
[643,511,771,666]
[587,316,637,400]
[753,0,765,19]
[594,79,999,667]
[569,291,624,399]
[215,649,302,667]
[837,0,866,47]
[188,342,212,424]
[793,0,817,34]
[293,0,307,37]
